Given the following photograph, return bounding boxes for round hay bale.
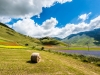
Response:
[31,53,41,63]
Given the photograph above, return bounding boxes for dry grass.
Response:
[44,45,100,51]
[0,48,100,75]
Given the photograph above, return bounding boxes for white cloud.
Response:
[2,0,100,39]
[13,17,59,38]
[78,12,91,21]
[0,0,72,19]
[13,15,100,39]
[89,16,100,29]
[0,0,72,23]
[0,16,11,23]
[42,17,58,29]
[6,24,13,28]
[13,18,39,36]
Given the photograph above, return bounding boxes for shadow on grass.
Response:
[26,60,37,64]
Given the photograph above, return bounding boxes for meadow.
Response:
[44,45,100,51]
[0,48,100,75]
[0,23,100,75]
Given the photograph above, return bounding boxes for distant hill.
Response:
[39,36,67,46]
[0,22,66,47]
[0,22,41,46]
[53,37,62,40]
[62,28,100,46]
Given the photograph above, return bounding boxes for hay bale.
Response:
[31,53,41,63]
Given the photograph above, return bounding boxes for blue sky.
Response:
[32,0,100,26]
[0,0,100,38]
[32,0,88,26]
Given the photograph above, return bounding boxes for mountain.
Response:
[0,22,66,47]
[53,37,62,40]
[0,22,41,46]
[62,28,100,46]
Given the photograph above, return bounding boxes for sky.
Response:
[0,0,100,39]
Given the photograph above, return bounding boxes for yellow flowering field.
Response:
[0,45,27,49]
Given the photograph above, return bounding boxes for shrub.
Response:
[87,56,100,63]
[32,46,35,49]
[81,59,88,62]
[96,62,100,66]
[25,43,29,46]
[41,47,44,50]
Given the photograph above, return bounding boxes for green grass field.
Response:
[0,48,100,75]
[1,23,100,75]
[44,45,100,51]
[0,24,41,47]
[65,46,100,50]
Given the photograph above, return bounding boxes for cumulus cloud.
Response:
[1,0,100,39]
[42,17,58,29]
[13,17,59,38]
[13,18,40,36]
[89,16,100,29]
[0,16,11,23]
[13,15,100,39]
[0,0,72,18]
[78,12,91,21]
[0,0,72,23]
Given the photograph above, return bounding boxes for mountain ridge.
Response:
[0,22,41,46]
[62,28,100,46]
[0,23,66,47]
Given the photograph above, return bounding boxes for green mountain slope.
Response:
[62,29,100,46]
[0,22,41,46]
[0,23,66,47]
[1,23,100,75]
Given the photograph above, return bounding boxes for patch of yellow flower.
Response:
[0,45,27,49]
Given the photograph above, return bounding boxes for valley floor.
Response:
[0,48,100,75]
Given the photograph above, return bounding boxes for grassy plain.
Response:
[44,45,100,51]
[0,48,100,75]
[0,23,100,75]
